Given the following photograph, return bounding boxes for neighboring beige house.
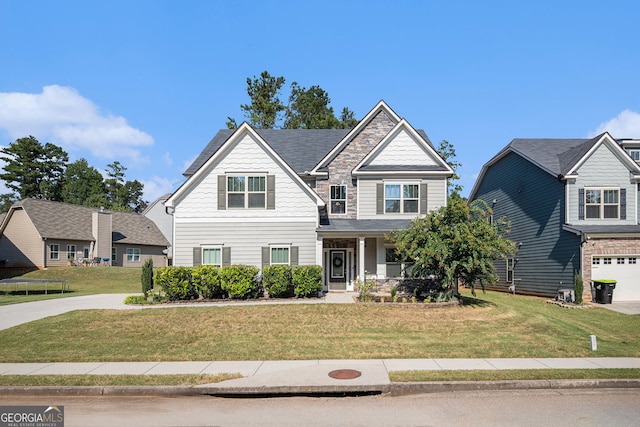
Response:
[0,199,170,268]
[166,100,454,291]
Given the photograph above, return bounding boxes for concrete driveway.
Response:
[599,301,640,315]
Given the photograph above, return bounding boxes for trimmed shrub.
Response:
[292,265,323,297]
[220,265,260,299]
[263,265,293,298]
[192,265,225,299]
[141,258,153,297]
[155,266,196,301]
[574,271,584,304]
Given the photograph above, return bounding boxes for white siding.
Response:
[368,129,438,166]
[174,133,318,219]
[173,220,317,267]
[357,177,447,219]
[567,143,636,225]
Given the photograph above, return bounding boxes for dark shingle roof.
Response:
[317,219,411,233]
[507,137,599,176]
[184,129,351,176]
[565,224,640,235]
[14,199,169,246]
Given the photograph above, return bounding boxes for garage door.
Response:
[591,256,640,301]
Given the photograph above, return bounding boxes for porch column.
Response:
[358,236,365,282]
[316,235,323,267]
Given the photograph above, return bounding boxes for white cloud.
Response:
[0,85,153,164]
[162,152,173,166]
[589,110,640,139]
[141,175,179,203]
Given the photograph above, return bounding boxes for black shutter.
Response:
[267,175,276,209]
[222,247,231,266]
[218,175,226,210]
[193,247,201,266]
[620,188,626,220]
[376,183,384,214]
[290,246,299,266]
[578,188,585,220]
[262,247,270,268]
[420,183,428,214]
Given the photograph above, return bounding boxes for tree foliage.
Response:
[61,158,108,207]
[436,139,462,196]
[104,161,146,212]
[227,71,358,130]
[388,195,516,296]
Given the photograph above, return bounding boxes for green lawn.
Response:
[0,267,141,305]
[1,290,638,362]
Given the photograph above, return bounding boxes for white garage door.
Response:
[591,256,640,301]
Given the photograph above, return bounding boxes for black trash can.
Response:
[593,280,616,304]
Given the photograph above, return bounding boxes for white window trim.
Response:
[67,244,76,260]
[629,149,640,162]
[585,187,620,220]
[202,246,222,267]
[384,181,420,214]
[227,174,267,210]
[126,248,141,263]
[50,244,59,260]
[270,245,291,265]
[506,258,514,283]
[330,184,347,215]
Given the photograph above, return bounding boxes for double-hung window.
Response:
[50,244,59,260]
[67,244,76,260]
[385,183,419,214]
[385,247,413,278]
[271,247,290,265]
[127,248,141,262]
[202,247,222,267]
[228,175,266,209]
[629,150,640,162]
[330,185,346,214]
[585,188,619,219]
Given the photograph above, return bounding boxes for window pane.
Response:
[385,200,400,213]
[385,184,400,198]
[585,190,600,203]
[603,190,618,204]
[203,248,221,265]
[331,185,346,200]
[271,247,289,264]
[227,176,245,192]
[387,263,402,278]
[248,176,265,192]
[403,184,419,198]
[603,205,618,219]
[331,200,345,214]
[586,205,600,219]
[386,248,401,263]
[404,200,419,213]
[248,193,265,208]
[228,194,245,208]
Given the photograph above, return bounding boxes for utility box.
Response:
[556,289,575,303]
[593,280,616,304]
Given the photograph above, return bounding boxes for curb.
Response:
[1,379,639,397]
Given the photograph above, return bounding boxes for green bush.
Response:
[192,265,225,299]
[220,265,260,299]
[141,258,154,297]
[292,265,322,297]
[263,265,293,298]
[574,271,584,304]
[358,278,376,302]
[155,266,196,301]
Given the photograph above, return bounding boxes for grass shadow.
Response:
[459,295,495,308]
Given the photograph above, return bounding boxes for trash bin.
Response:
[593,280,616,304]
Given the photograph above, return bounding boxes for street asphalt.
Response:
[0,292,639,396]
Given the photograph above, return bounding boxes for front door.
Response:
[328,250,347,291]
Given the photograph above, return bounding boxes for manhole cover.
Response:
[328,369,362,380]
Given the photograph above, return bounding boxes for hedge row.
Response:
[155,265,322,301]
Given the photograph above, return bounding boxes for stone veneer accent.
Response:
[316,111,397,219]
[581,236,640,302]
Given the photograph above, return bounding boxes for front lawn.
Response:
[0,290,638,362]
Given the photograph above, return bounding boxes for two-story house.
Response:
[165,101,453,291]
[469,132,640,302]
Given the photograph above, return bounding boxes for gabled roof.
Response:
[352,119,453,176]
[142,193,171,215]
[469,132,640,200]
[183,129,350,176]
[168,122,327,208]
[3,199,169,246]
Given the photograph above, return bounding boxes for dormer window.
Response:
[585,188,619,219]
[227,175,266,209]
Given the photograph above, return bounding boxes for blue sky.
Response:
[1,0,639,202]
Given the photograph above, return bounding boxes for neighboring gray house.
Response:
[0,199,170,268]
[470,132,640,302]
[165,101,454,291]
[143,193,173,262]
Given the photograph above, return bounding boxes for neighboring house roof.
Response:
[469,132,640,200]
[6,199,169,246]
[564,224,640,236]
[142,193,171,215]
[318,219,412,233]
